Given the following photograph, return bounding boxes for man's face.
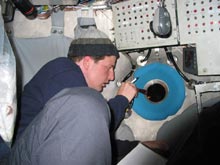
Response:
[86,55,117,92]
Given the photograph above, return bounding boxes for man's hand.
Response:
[117,82,138,102]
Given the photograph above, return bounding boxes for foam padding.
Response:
[132,62,185,120]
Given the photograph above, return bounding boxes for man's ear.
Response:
[83,56,92,70]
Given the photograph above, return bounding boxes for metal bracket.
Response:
[51,10,64,35]
[194,81,220,113]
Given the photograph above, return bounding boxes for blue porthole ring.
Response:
[132,62,185,120]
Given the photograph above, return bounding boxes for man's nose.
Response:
[108,70,115,81]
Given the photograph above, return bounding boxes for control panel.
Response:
[112,0,178,50]
[183,47,198,75]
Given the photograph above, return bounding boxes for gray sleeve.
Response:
[10,87,112,165]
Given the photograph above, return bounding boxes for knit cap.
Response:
[68,17,119,58]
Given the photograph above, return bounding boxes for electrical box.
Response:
[112,0,220,75]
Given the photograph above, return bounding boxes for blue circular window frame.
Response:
[132,62,186,120]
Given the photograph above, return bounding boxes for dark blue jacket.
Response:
[16,57,129,138]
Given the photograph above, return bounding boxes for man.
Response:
[11,26,138,164]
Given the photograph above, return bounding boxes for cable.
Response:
[140,49,152,63]
[121,53,137,82]
[164,47,190,83]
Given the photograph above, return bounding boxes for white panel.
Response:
[177,0,220,75]
[0,9,17,143]
[112,0,178,51]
